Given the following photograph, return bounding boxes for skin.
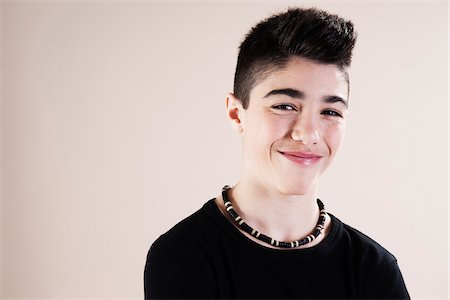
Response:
[215,56,349,249]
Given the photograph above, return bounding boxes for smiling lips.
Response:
[279,151,323,166]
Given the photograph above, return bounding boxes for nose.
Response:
[291,113,320,145]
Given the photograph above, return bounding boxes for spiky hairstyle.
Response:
[233,7,357,108]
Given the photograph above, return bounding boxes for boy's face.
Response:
[231,57,349,195]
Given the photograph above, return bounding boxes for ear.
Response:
[225,93,244,133]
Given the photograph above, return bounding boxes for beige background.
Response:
[1,1,448,299]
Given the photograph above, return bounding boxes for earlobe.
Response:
[225,93,244,133]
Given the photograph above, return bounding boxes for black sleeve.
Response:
[144,240,216,299]
[368,259,410,299]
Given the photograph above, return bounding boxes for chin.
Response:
[275,180,316,196]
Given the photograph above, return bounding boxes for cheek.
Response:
[246,114,292,161]
[323,122,346,154]
[248,113,290,142]
[263,113,295,137]
[264,119,289,139]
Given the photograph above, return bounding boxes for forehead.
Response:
[250,57,349,102]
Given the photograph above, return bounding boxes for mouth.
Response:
[278,151,323,166]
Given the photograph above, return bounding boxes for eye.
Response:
[272,104,296,111]
[322,109,343,118]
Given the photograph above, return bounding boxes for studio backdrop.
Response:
[1,1,448,299]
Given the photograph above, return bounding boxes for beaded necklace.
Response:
[221,185,328,249]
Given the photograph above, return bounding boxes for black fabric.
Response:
[144,199,410,299]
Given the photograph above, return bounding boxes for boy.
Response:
[144,7,409,299]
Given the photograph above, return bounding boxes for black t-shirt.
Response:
[144,199,410,299]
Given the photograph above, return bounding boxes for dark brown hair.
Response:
[233,7,357,108]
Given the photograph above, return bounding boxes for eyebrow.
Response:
[263,88,348,108]
[323,95,348,108]
[263,88,304,99]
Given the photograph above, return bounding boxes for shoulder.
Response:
[144,199,220,298]
[334,214,397,265]
[151,199,219,253]
[332,215,410,298]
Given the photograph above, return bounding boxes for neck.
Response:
[226,178,322,243]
